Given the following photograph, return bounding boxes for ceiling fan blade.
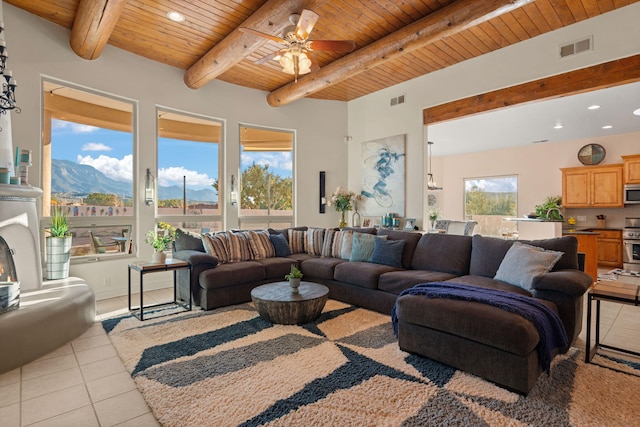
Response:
[308,54,320,72]
[295,9,319,40]
[239,27,286,44]
[308,40,356,52]
[255,50,286,65]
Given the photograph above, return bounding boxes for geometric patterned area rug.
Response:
[103,300,640,426]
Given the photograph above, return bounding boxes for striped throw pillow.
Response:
[247,230,275,260]
[305,228,325,256]
[331,230,353,258]
[202,232,230,264]
[228,231,253,262]
[288,229,306,254]
[321,228,337,257]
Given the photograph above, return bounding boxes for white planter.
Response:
[45,236,72,280]
[289,278,301,293]
[152,250,167,264]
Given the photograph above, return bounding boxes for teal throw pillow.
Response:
[350,232,386,262]
[370,238,405,268]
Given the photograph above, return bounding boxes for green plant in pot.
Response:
[534,195,563,220]
[145,222,176,264]
[46,206,72,280]
[285,265,303,293]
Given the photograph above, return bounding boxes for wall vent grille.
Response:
[390,94,405,106]
[560,36,592,58]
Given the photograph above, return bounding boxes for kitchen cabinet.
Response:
[622,154,640,184]
[561,164,623,208]
[591,229,623,268]
[563,232,598,282]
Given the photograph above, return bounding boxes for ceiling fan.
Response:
[240,9,356,82]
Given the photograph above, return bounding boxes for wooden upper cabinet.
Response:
[622,154,640,184]
[561,164,623,208]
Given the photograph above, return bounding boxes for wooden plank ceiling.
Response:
[6,0,638,106]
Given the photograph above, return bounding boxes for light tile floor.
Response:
[1,276,639,426]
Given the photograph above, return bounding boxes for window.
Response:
[464,175,517,236]
[157,108,223,234]
[239,125,294,229]
[43,79,135,259]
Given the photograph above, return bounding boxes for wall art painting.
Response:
[360,134,405,217]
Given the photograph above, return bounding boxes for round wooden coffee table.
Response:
[251,281,329,325]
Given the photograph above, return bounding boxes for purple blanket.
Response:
[392,282,568,372]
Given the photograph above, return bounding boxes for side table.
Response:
[128,258,191,320]
[585,279,639,362]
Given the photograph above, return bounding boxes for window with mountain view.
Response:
[156,108,222,234]
[239,125,294,230]
[464,175,518,237]
[43,79,135,257]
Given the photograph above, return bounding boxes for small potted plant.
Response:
[46,206,72,279]
[145,222,176,264]
[285,265,303,293]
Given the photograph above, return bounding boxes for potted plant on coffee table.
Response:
[285,265,303,293]
[45,206,72,280]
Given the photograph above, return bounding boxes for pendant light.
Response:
[427,141,442,190]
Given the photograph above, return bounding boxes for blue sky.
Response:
[51,119,292,190]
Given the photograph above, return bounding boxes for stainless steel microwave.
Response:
[624,184,640,204]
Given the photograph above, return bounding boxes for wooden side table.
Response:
[585,279,639,362]
[128,258,191,320]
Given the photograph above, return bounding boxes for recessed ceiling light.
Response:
[634,108,640,116]
[167,11,185,22]
[588,105,600,110]
[602,125,613,129]
[553,124,563,129]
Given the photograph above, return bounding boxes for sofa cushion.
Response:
[269,233,291,257]
[340,231,355,259]
[370,238,405,268]
[174,228,204,252]
[527,236,578,271]
[199,261,265,290]
[288,229,306,254]
[254,257,296,280]
[334,261,401,289]
[247,230,276,260]
[349,232,386,262]
[321,229,338,257]
[494,242,563,291]
[300,257,346,280]
[331,230,352,259]
[444,275,532,297]
[227,231,253,262]
[305,228,325,256]
[378,270,458,295]
[202,232,230,264]
[376,229,422,269]
[411,233,472,276]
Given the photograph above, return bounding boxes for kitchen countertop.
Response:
[562,227,623,235]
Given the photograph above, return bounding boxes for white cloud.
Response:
[158,166,215,188]
[52,120,99,133]
[82,142,112,152]
[77,154,133,182]
[241,152,292,171]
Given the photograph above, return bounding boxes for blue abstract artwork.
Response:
[360,134,405,217]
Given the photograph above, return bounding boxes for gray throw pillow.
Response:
[269,233,291,257]
[494,241,563,291]
[370,238,405,268]
[174,228,204,252]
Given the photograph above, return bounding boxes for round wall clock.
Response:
[577,143,606,165]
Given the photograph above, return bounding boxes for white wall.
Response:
[347,3,640,228]
[4,4,348,299]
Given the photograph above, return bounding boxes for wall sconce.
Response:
[319,171,326,213]
[144,168,155,206]
[230,174,238,206]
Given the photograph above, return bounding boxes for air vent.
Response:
[560,36,593,58]
[390,94,405,106]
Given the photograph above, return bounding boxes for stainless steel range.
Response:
[622,217,640,272]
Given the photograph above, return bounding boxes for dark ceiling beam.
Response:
[184,0,328,89]
[423,54,640,125]
[69,0,127,60]
[266,0,533,107]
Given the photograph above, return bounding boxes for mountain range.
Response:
[52,159,218,202]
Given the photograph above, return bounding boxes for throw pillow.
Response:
[370,238,405,268]
[269,233,291,257]
[247,230,275,260]
[202,232,230,264]
[349,233,387,262]
[288,229,306,254]
[305,228,325,256]
[321,228,337,257]
[494,241,564,291]
[340,231,355,260]
[227,231,253,262]
[173,228,204,252]
[331,230,351,258]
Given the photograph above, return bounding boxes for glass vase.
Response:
[339,211,347,228]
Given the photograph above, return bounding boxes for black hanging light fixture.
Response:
[427,141,442,190]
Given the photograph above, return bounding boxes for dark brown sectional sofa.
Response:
[172,226,592,394]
